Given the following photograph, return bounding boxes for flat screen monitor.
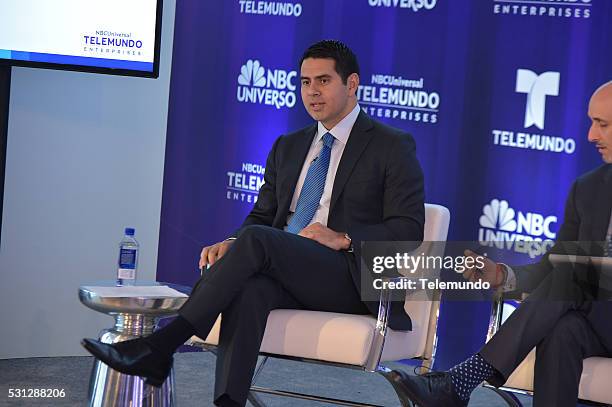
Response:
[0,0,162,78]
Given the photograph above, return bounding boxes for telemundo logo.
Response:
[82,30,143,57]
[515,69,559,130]
[478,199,557,258]
[492,68,575,155]
[226,162,265,203]
[358,73,439,124]
[237,59,297,109]
[238,0,302,17]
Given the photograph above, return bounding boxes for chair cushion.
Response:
[190,306,430,366]
[188,204,449,367]
[503,349,612,404]
[502,348,535,391]
[579,357,612,403]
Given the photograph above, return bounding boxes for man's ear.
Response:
[347,73,359,95]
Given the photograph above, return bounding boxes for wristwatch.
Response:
[344,233,354,252]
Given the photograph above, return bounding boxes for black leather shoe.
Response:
[381,370,468,407]
[81,338,172,387]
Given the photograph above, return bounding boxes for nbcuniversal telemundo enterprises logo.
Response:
[478,199,556,258]
[358,74,439,124]
[368,0,437,12]
[237,59,298,109]
[238,0,303,17]
[492,68,576,155]
[492,0,591,19]
[83,30,143,57]
[226,162,265,203]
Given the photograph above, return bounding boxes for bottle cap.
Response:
[125,228,135,236]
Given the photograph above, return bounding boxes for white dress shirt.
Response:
[286,103,361,228]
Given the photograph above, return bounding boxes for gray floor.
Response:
[0,352,532,406]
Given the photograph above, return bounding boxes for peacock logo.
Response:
[238,60,266,87]
[479,199,517,232]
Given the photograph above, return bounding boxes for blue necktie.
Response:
[286,132,335,234]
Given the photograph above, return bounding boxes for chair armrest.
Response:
[364,276,399,371]
[375,277,395,330]
[487,292,505,342]
[487,291,527,341]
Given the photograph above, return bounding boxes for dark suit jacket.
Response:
[514,164,612,347]
[233,111,425,330]
[514,164,612,292]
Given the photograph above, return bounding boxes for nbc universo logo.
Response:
[515,69,560,130]
[479,198,557,239]
[478,198,557,257]
[236,59,297,109]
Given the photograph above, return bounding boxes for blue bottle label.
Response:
[119,248,137,269]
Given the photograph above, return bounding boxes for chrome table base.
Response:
[80,282,189,407]
[87,313,175,407]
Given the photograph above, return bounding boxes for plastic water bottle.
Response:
[117,227,139,285]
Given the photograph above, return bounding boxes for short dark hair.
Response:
[299,40,360,84]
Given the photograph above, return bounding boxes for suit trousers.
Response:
[178,225,370,406]
[480,263,611,406]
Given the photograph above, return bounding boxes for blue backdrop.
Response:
[157,0,610,375]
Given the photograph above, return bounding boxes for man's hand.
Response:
[199,240,235,269]
[299,222,350,251]
[463,249,505,288]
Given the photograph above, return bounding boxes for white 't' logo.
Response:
[238,60,266,87]
[515,69,560,130]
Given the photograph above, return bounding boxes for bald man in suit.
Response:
[383,82,612,407]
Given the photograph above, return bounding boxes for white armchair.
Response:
[187,203,451,406]
[484,295,612,406]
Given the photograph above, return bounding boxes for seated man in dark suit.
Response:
[82,40,425,407]
[383,82,612,407]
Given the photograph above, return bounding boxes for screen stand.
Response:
[0,66,11,248]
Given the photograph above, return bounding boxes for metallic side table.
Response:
[79,281,190,407]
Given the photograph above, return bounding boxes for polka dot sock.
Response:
[448,353,494,401]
